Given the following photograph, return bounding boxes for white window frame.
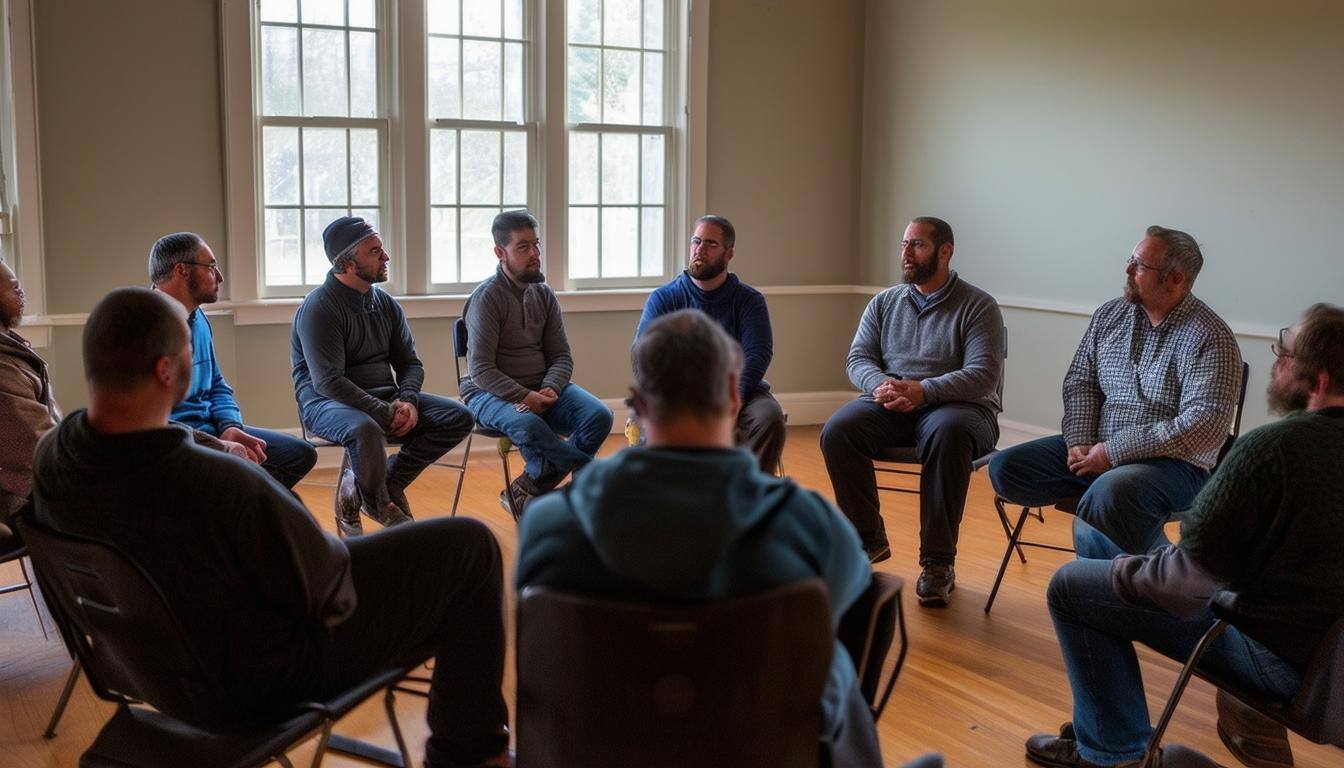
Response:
[223,0,701,303]
[0,0,47,343]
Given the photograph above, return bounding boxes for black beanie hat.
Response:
[323,216,377,263]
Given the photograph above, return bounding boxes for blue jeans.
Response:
[302,392,474,511]
[1048,559,1301,765]
[466,384,613,487]
[987,435,1209,557]
[242,426,318,490]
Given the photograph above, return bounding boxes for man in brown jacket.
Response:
[0,258,59,518]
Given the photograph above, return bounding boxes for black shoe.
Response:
[334,457,364,537]
[365,501,412,528]
[499,477,537,522]
[1026,722,1086,768]
[916,563,955,607]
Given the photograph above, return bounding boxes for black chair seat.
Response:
[1053,497,1080,514]
[875,445,919,464]
[82,705,325,768]
[473,424,508,440]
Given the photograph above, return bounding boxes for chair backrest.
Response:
[516,580,833,768]
[836,572,906,719]
[1215,361,1252,467]
[16,515,233,731]
[1211,589,1344,747]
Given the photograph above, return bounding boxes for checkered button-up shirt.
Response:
[1062,294,1242,470]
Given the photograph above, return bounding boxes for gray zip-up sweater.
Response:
[460,267,573,403]
[846,272,1004,411]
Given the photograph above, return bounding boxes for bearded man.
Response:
[459,210,613,518]
[291,216,474,536]
[988,226,1242,565]
[820,216,1004,607]
[632,215,785,474]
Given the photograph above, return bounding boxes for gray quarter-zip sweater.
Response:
[846,272,1004,411]
[460,266,574,403]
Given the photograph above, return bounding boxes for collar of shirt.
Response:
[324,269,378,312]
[909,270,958,311]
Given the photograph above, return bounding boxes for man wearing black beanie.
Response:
[291,216,474,536]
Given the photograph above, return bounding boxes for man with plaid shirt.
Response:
[988,226,1242,558]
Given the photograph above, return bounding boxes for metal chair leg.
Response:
[1140,619,1230,767]
[19,557,48,639]
[385,687,414,768]
[43,661,81,738]
[992,497,1029,564]
[984,504,1033,614]
[447,432,474,518]
[307,720,333,768]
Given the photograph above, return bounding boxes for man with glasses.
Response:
[461,210,613,518]
[1023,303,1344,768]
[632,214,786,474]
[989,226,1242,560]
[150,232,317,489]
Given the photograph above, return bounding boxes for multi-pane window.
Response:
[427,0,531,285]
[258,0,383,289]
[566,0,669,281]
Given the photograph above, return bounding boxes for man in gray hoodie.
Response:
[821,216,1004,607]
[460,211,613,517]
[516,309,886,767]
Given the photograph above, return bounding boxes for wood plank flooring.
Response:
[0,426,1337,766]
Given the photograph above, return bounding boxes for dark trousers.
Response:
[820,399,998,565]
[303,392,474,512]
[242,425,318,489]
[987,435,1209,557]
[736,387,787,475]
[318,517,509,768]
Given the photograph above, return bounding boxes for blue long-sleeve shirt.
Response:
[170,309,244,435]
[634,271,773,396]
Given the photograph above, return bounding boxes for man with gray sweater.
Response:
[821,216,1003,606]
[461,211,613,518]
[292,216,474,536]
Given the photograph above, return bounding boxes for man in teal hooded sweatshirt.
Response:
[515,308,882,767]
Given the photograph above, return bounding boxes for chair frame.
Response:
[17,514,428,768]
[983,361,1251,614]
[1139,589,1344,766]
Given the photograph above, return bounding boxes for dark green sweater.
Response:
[1180,406,1344,668]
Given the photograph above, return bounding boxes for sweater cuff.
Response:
[396,389,421,408]
[858,371,889,396]
[216,419,244,435]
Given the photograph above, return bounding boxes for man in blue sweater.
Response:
[633,215,785,473]
[150,233,317,489]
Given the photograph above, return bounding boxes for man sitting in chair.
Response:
[0,257,59,520]
[516,309,884,767]
[989,226,1242,560]
[33,288,511,768]
[820,216,1004,606]
[1024,303,1344,768]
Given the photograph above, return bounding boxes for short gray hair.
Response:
[1145,225,1203,285]
[332,250,357,274]
[149,232,205,284]
[632,309,743,423]
[695,215,735,247]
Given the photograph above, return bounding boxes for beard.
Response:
[1123,276,1140,304]
[187,269,219,304]
[901,257,938,286]
[355,261,388,284]
[1267,374,1311,415]
[688,258,727,281]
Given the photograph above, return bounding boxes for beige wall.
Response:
[860,0,1344,432]
[30,0,865,422]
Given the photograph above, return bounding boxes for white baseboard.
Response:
[280,392,1057,470]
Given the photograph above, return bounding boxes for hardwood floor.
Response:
[0,425,1336,767]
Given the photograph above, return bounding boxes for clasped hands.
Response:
[873,377,924,412]
[1067,442,1112,476]
[387,399,420,437]
[219,426,268,464]
[516,387,559,414]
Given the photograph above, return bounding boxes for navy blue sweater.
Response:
[634,271,773,395]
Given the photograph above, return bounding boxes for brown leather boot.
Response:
[1216,689,1293,768]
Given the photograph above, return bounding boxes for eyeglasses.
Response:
[1126,255,1167,275]
[180,261,222,276]
[1271,327,1295,358]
